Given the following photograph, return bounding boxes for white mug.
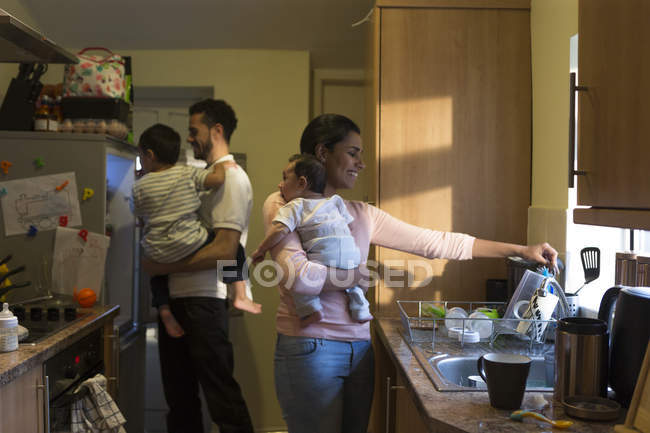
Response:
[514,292,558,341]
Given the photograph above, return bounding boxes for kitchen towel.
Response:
[70,374,126,433]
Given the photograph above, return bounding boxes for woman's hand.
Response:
[520,242,559,274]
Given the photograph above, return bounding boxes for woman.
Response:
[262,114,558,433]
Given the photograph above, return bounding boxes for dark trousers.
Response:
[158,297,254,433]
[151,241,248,307]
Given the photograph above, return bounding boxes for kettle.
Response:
[598,286,650,407]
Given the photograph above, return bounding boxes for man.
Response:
[144,99,254,433]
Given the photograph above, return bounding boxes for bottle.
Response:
[0,303,18,352]
[34,95,50,132]
[48,96,60,132]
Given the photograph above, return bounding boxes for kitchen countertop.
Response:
[375,318,625,433]
[0,305,119,386]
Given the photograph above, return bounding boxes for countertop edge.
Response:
[0,305,119,386]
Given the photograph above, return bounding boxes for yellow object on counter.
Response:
[510,410,573,429]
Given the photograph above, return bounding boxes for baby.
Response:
[133,124,261,337]
[252,154,371,326]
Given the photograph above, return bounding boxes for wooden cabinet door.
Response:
[577,0,650,209]
[376,7,531,314]
[394,371,429,433]
[0,364,45,433]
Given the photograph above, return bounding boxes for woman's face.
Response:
[321,131,365,191]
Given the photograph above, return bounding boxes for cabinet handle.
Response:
[569,72,588,188]
[385,376,406,433]
[105,329,119,397]
[37,375,50,433]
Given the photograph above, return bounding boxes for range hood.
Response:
[0,9,76,63]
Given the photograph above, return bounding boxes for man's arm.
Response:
[142,228,240,275]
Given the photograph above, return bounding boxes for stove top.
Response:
[11,297,90,344]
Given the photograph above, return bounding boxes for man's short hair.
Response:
[289,154,326,194]
[138,123,180,165]
[189,99,238,143]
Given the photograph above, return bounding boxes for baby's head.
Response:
[279,154,326,201]
[138,124,181,173]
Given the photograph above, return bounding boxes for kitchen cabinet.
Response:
[365,0,532,315]
[370,325,429,433]
[572,0,650,230]
[0,363,45,433]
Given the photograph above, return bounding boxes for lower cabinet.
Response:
[370,327,429,433]
[0,363,46,433]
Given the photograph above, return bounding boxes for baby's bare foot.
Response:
[299,310,324,328]
[233,297,262,314]
[159,308,185,338]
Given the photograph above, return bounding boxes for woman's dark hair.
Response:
[138,123,180,165]
[289,154,326,194]
[189,99,238,143]
[299,114,360,155]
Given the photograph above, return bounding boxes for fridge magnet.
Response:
[0,160,11,174]
[0,172,82,236]
[78,229,88,242]
[82,187,94,201]
[55,180,69,191]
[27,225,37,236]
[59,216,68,227]
[34,157,44,168]
[52,227,110,298]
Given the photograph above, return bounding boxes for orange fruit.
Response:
[74,287,97,308]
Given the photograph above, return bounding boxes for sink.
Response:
[428,354,553,392]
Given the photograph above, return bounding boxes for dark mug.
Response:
[477,353,531,409]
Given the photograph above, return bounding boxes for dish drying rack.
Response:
[397,300,556,354]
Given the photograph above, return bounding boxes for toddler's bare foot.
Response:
[233,296,262,314]
[299,310,324,328]
[159,308,184,338]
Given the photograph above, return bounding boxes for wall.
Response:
[528,0,577,253]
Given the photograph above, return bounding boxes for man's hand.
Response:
[141,256,166,276]
[251,248,265,264]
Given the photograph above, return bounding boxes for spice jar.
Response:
[0,303,18,352]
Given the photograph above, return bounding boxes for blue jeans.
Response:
[274,334,374,433]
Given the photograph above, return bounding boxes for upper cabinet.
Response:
[365,0,532,315]
[573,0,650,230]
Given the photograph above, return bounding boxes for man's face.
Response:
[187,113,213,161]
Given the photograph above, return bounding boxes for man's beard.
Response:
[194,137,213,161]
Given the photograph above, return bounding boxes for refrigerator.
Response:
[0,130,145,431]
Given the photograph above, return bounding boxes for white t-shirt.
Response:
[168,154,253,299]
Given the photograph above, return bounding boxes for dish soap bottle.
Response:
[0,303,18,352]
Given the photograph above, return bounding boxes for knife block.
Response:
[0,78,39,131]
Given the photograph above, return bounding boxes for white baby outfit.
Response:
[273,194,371,321]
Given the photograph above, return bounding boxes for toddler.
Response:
[252,154,371,326]
[133,124,261,337]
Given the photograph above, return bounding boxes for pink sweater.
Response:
[262,191,475,341]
